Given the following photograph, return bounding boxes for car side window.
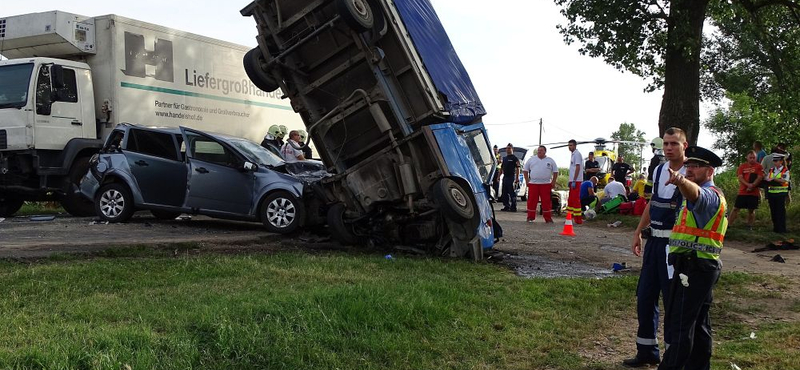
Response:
[127,129,180,161]
[186,132,239,167]
[104,130,125,152]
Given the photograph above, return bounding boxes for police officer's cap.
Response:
[685,146,722,168]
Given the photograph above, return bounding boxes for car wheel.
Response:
[151,210,182,220]
[95,183,135,222]
[337,0,374,32]
[0,195,24,217]
[326,203,357,245]
[261,191,304,234]
[60,156,97,217]
[243,47,280,92]
[432,178,475,222]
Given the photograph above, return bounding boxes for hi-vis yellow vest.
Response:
[669,187,728,260]
[767,167,789,194]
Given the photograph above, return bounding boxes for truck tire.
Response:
[337,0,375,32]
[433,178,475,222]
[243,48,280,92]
[95,183,135,223]
[60,156,97,217]
[326,203,357,245]
[0,195,24,217]
[260,191,304,234]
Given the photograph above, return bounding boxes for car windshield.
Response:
[227,138,286,167]
[0,63,35,109]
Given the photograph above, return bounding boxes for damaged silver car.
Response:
[79,124,328,233]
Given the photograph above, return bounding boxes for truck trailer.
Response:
[0,10,306,217]
[241,0,499,258]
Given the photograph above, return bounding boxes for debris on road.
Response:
[29,215,56,222]
[771,254,786,263]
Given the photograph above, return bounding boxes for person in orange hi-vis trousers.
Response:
[567,139,584,224]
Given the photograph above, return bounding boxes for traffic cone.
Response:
[560,211,576,236]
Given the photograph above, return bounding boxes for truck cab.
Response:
[241,0,498,257]
[0,58,100,216]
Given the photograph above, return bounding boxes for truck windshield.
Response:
[0,63,35,109]
[461,129,495,184]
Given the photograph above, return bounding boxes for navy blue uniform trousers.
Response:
[635,236,672,360]
[659,254,720,370]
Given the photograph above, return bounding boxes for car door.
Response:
[124,128,187,206]
[181,128,254,215]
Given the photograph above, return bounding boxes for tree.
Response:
[611,123,647,170]
[554,0,800,147]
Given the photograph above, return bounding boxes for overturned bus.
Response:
[241,0,498,258]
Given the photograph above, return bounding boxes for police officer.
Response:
[765,153,790,233]
[659,146,727,370]
[625,128,687,368]
[500,143,521,212]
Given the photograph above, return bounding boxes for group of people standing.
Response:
[260,124,313,163]
[729,141,792,233]
[494,129,754,369]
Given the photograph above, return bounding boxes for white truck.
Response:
[0,10,305,216]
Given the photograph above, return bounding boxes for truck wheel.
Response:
[326,203,357,245]
[95,183,135,223]
[433,178,475,222]
[60,156,97,217]
[151,210,182,220]
[243,48,280,92]
[261,191,304,234]
[337,0,374,32]
[0,195,24,217]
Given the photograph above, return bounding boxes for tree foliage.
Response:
[554,0,800,152]
[610,122,647,170]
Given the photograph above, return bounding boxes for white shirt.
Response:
[569,149,583,182]
[280,140,303,163]
[523,156,558,184]
[654,163,686,199]
[603,180,626,200]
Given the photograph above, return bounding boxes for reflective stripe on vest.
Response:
[668,186,727,260]
[767,167,789,194]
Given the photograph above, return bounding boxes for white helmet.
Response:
[650,137,663,150]
[584,209,597,220]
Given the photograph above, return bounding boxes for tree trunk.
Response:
[658,0,710,146]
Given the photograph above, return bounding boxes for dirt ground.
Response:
[1,205,798,276]
[1,205,799,367]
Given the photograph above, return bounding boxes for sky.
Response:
[1,0,718,168]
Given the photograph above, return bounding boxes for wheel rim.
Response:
[448,186,469,208]
[350,0,370,19]
[99,189,126,218]
[266,197,296,229]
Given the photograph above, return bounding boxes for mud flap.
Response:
[449,234,482,261]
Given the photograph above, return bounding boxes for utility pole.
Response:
[538,118,543,146]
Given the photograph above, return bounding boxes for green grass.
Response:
[0,250,797,369]
[16,202,65,217]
